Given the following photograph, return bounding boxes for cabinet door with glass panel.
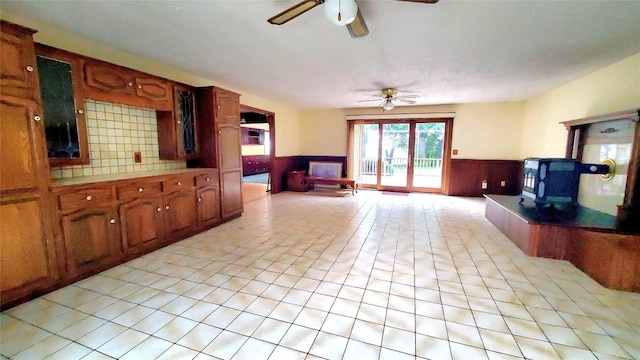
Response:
[35,44,89,166]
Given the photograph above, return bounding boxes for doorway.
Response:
[349,118,453,193]
[239,105,275,203]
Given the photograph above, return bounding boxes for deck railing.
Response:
[360,157,442,175]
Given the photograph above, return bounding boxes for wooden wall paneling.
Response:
[448,159,523,196]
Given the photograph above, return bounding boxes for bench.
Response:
[305,176,358,195]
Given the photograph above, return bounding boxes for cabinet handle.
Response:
[34,115,41,122]
[26,65,34,72]
[198,198,202,202]
[110,219,116,224]
[177,182,181,186]
[86,195,92,201]
[165,205,170,210]
[77,109,84,114]
[137,84,142,89]
[156,207,161,212]
[138,187,144,192]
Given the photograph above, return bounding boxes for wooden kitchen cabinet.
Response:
[60,205,120,279]
[164,190,197,238]
[0,21,39,100]
[55,185,120,279]
[35,44,89,167]
[118,182,165,254]
[195,87,243,220]
[1,22,58,309]
[158,85,199,160]
[82,58,172,110]
[195,172,220,227]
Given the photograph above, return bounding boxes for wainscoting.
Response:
[271,156,347,194]
[447,159,523,197]
[272,157,522,196]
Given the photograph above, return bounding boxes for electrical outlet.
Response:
[134,152,142,163]
[481,180,488,189]
[500,180,506,187]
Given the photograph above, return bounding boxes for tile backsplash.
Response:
[50,100,185,179]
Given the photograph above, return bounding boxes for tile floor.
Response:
[2,191,639,360]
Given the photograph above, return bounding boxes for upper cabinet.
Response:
[158,84,199,160]
[35,44,89,167]
[0,21,38,100]
[82,59,173,111]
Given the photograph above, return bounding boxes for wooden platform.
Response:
[485,195,640,292]
[305,176,358,195]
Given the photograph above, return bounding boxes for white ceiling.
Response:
[2,0,639,109]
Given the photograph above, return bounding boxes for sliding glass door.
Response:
[350,118,452,193]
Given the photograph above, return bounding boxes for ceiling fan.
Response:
[358,88,418,111]
[267,0,439,38]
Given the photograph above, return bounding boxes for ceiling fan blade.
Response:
[268,0,325,25]
[357,98,384,102]
[395,0,439,3]
[347,8,369,38]
[395,94,419,99]
[397,98,417,104]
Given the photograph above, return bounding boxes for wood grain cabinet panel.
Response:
[164,190,197,238]
[83,61,133,95]
[197,186,220,227]
[119,197,165,253]
[0,21,38,99]
[0,97,40,193]
[0,198,57,299]
[60,206,120,278]
[82,59,173,110]
[134,77,171,102]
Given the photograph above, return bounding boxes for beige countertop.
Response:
[52,168,216,187]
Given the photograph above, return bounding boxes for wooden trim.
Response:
[560,108,639,129]
[346,112,455,120]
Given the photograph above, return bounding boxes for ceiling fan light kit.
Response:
[324,0,358,26]
[268,0,438,38]
[383,99,395,111]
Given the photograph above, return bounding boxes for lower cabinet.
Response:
[163,190,197,238]
[197,186,220,227]
[1,197,58,303]
[119,196,165,254]
[60,205,120,278]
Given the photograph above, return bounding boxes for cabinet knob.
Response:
[198,198,202,202]
[205,177,210,182]
[156,207,161,212]
[165,205,170,210]
[86,195,92,201]
[137,84,142,89]
[177,182,181,186]
[34,115,41,122]
[110,219,116,224]
[128,82,133,87]
[138,187,144,192]
[177,121,181,124]
[217,105,221,109]
[77,109,84,114]
[26,65,34,72]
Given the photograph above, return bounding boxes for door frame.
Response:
[239,104,275,191]
[348,117,453,194]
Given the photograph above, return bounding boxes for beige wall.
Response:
[1,12,302,157]
[300,103,525,160]
[521,53,640,158]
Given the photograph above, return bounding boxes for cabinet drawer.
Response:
[58,188,114,211]
[117,182,161,200]
[195,173,218,188]
[162,176,194,194]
